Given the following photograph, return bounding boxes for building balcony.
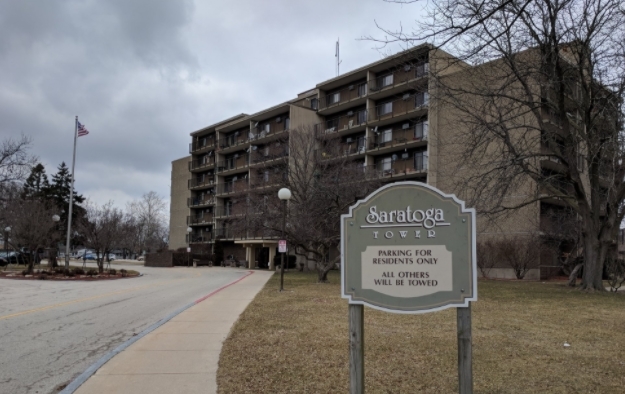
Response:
[250,176,284,191]
[368,124,428,154]
[187,196,215,208]
[214,205,247,219]
[314,110,367,138]
[366,155,428,179]
[188,214,214,226]
[189,138,216,154]
[318,137,367,161]
[188,176,215,190]
[250,121,289,144]
[369,93,429,126]
[189,158,215,171]
[216,179,249,196]
[249,146,289,166]
[216,155,249,174]
[318,82,368,114]
[369,63,429,98]
[218,133,249,154]
[187,233,213,243]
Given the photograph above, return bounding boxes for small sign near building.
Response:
[341,181,477,393]
[278,240,287,253]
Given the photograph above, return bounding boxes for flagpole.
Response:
[65,116,79,268]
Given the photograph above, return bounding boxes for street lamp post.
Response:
[278,188,291,292]
[187,227,192,267]
[51,215,60,268]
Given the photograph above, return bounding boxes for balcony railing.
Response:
[368,124,428,151]
[216,179,249,195]
[319,82,368,110]
[370,63,429,92]
[216,154,249,173]
[188,176,215,189]
[369,93,428,123]
[188,213,214,225]
[366,155,428,178]
[318,137,367,160]
[220,132,248,150]
[187,196,215,207]
[314,110,367,136]
[250,146,289,164]
[189,137,216,153]
[250,176,284,190]
[214,205,247,218]
[189,157,216,171]
[187,234,212,243]
[250,122,289,142]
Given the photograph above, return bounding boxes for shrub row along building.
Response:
[169,43,614,279]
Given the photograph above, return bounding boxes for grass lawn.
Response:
[218,271,625,393]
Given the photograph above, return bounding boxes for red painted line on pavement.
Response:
[194,270,254,304]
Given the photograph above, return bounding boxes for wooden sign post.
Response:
[341,182,477,393]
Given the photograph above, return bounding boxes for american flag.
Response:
[77,121,89,137]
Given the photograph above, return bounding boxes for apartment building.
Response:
[170,44,591,278]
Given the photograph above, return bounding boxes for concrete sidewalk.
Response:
[74,270,274,394]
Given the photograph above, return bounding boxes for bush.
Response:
[108,268,117,275]
[73,268,85,275]
[21,270,28,276]
[605,258,625,292]
[38,274,48,280]
[67,271,75,277]
[273,254,297,269]
[86,269,97,276]
[120,269,128,278]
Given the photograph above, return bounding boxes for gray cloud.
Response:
[0,0,426,209]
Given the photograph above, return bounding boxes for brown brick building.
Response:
[169,44,588,278]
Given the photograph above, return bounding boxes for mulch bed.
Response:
[0,269,140,281]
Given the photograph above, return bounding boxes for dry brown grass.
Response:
[218,272,625,393]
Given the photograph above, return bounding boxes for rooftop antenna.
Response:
[335,38,342,76]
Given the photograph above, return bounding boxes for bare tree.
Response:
[377,0,625,290]
[78,201,123,273]
[126,191,168,253]
[0,135,36,193]
[236,127,383,282]
[4,197,59,273]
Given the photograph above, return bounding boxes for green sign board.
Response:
[341,181,477,313]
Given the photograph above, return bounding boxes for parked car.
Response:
[84,253,97,261]
[0,251,29,265]
[107,254,116,261]
[137,255,145,261]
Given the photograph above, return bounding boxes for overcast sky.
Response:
[0,0,428,211]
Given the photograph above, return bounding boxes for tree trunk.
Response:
[27,251,35,274]
[317,263,333,283]
[580,237,606,291]
[568,263,583,287]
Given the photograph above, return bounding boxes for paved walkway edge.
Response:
[60,270,254,394]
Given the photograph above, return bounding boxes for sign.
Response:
[341,181,477,314]
[278,240,287,253]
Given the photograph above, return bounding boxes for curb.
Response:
[60,270,254,394]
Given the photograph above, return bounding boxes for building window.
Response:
[310,98,318,110]
[263,170,269,182]
[381,74,394,87]
[357,110,367,124]
[415,91,429,107]
[415,62,429,78]
[381,157,392,172]
[378,102,393,116]
[285,117,290,130]
[328,92,340,105]
[415,151,428,171]
[381,129,392,144]
[358,83,367,97]
[414,120,429,140]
